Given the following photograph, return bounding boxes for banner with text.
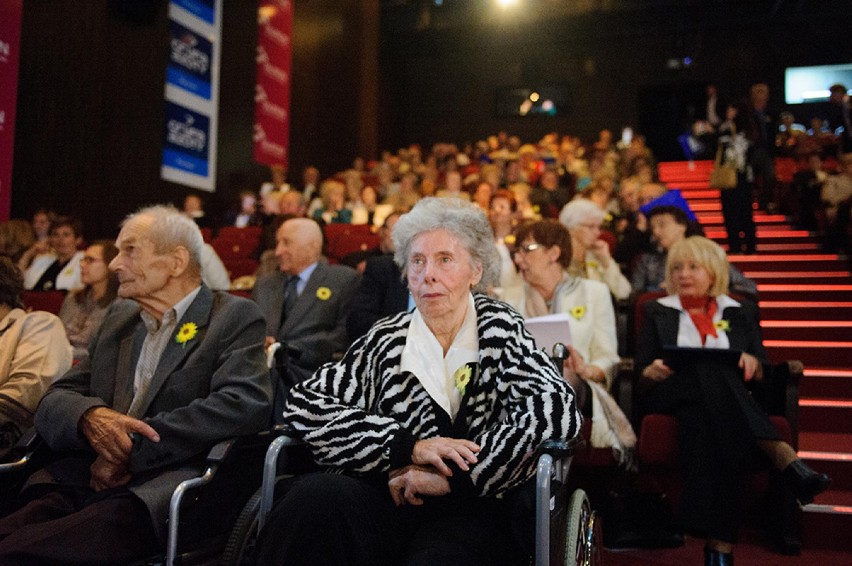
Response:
[161,0,221,192]
[0,0,22,221]
[253,1,292,169]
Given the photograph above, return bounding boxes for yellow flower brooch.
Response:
[316,287,332,301]
[503,234,517,246]
[713,319,730,332]
[175,322,198,347]
[454,364,473,396]
[570,306,586,320]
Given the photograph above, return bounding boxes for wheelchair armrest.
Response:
[204,438,238,464]
[0,428,42,473]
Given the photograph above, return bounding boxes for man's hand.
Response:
[388,465,451,506]
[412,437,479,477]
[89,455,132,492]
[80,407,160,465]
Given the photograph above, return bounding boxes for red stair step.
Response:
[802,505,852,551]
[798,400,852,435]
[764,340,852,367]
[746,271,852,284]
[730,254,846,271]
[756,284,852,302]
[758,302,852,321]
[801,369,852,399]
[760,321,852,342]
[799,432,852,454]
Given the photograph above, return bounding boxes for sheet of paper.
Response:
[524,313,573,354]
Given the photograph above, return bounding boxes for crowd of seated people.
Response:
[1,121,842,564]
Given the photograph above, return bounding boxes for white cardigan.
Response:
[23,251,84,291]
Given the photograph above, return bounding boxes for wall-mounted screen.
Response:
[785,63,852,104]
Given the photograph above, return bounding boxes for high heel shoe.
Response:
[704,547,734,566]
[783,459,831,505]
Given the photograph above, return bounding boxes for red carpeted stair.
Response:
[604,160,852,564]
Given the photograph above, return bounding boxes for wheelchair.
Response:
[220,343,602,566]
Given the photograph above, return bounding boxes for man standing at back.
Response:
[0,205,272,563]
[252,218,358,399]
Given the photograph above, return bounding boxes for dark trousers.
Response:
[749,147,777,210]
[254,472,533,566]
[639,360,778,542]
[0,487,158,565]
[720,174,757,254]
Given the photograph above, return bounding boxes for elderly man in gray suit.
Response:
[0,205,272,563]
[252,218,358,398]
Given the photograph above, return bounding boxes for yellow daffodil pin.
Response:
[585,260,599,269]
[176,322,198,347]
[504,234,517,246]
[454,364,472,396]
[570,306,586,320]
[316,287,332,301]
[714,319,730,332]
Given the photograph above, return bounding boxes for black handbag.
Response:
[602,489,685,549]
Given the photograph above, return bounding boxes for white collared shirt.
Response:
[657,294,740,349]
[400,293,479,419]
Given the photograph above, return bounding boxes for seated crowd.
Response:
[0,122,842,565]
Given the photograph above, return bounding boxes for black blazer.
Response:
[346,254,410,341]
[636,296,767,373]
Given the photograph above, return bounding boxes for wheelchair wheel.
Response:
[563,489,601,566]
[220,488,262,566]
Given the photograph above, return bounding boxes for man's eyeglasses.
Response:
[512,243,542,256]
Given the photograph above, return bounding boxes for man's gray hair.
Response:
[123,205,204,274]
[392,197,499,293]
[559,198,605,228]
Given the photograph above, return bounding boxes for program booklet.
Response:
[524,313,573,354]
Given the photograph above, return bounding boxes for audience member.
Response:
[59,240,120,361]
[0,257,72,457]
[559,199,631,300]
[0,206,272,563]
[301,165,321,203]
[254,198,579,566]
[0,220,36,264]
[383,172,420,211]
[31,209,54,245]
[436,170,469,200]
[351,184,394,227]
[821,153,852,253]
[717,103,758,254]
[488,189,523,295]
[251,218,359,393]
[312,180,352,224]
[182,193,212,229]
[223,190,262,228]
[791,153,827,231]
[632,206,756,297]
[279,189,308,218]
[346,212,409,341]
[636,236,830,565]
[744,83,778,211]
[530,169,571,219]
[824,83,851,154]
[21,216,85,291]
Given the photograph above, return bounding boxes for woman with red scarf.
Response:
[636,236,829,566]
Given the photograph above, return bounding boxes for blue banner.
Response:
[173,0,215,24]
[163,101,210,176]
[167,20,212,99]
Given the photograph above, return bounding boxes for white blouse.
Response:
[657,294,740,349]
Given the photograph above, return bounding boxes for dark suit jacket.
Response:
[346,254,410,341]
[34,286,273,539]
[252,262,359,385]
[636,296,766,372]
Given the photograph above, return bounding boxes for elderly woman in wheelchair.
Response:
[254,198,582,566]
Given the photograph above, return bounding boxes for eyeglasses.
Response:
[577,223,601,231]
[80,256,104,265]
[512,243,543,256]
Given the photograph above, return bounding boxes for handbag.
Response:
[710,144,738,190]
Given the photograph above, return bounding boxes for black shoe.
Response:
[783,459,831,505]
[704,547,734,566]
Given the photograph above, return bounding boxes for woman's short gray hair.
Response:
[559,199,605,228]
[393,197,499,293]
[123,205,204,275]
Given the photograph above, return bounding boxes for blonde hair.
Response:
[665,236,730,297]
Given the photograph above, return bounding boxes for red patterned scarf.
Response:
[680,295,718,345]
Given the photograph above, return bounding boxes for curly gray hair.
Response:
[392,197,499,293]
[559,198,605,228]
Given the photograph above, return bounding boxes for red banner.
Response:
[0,0,23,221]
[253,0,292,169]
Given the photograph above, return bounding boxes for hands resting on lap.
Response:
[388,436,480,506]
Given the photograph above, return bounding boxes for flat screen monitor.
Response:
[785,63,852,104]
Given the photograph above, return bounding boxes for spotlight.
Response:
[497,0,519,7]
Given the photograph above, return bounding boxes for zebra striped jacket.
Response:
[283,294,582,497]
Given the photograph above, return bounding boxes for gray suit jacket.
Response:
[34,286,273,539]
[252,262,359,384]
